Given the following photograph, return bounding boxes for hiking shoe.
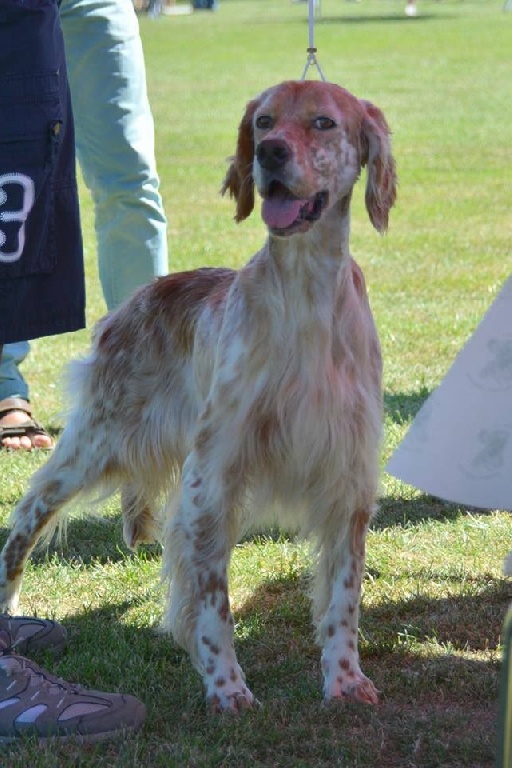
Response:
[0,653,146,743]
[0,615,67,655]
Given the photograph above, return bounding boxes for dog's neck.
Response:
[244,194,358,367]
[264,194,353,295]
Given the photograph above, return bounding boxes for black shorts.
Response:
[0,0,85,345]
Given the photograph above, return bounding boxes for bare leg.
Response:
[0,344,53,451]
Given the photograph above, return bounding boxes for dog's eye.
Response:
[255,115,273,130]
[313,116,337,130]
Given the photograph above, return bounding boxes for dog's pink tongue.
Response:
[262,196,302,229]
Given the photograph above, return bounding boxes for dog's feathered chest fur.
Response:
[89,243,380,510]
[114,236,383,506]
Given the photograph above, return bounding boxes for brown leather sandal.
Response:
[0,397,53,449]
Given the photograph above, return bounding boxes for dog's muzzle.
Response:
[255,138,329,236]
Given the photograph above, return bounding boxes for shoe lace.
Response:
[0,624,31,655]
[1,650,84,698]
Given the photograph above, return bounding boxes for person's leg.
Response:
[0,326,53,453]
[1,0,166,448]
[0,342,29,402]
[60,0,168,311]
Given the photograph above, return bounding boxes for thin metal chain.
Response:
[301,0,326,81]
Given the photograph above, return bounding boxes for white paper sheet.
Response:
[386,275,512,511]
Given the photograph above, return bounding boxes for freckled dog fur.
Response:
[0,80,396,712]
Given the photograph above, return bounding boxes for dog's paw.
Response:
[122,516,160,551]
[324,670,379,706]
[207,688,260,715]
[207,684,257,714]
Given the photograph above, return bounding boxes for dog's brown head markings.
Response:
[222,80,397,234]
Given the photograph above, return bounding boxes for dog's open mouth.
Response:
[261,181,329,235]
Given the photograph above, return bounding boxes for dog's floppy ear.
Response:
[360,100,397,233]
[221,97,260,222]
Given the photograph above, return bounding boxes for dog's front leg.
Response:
[315,508,379,706]
[167,451,255,713]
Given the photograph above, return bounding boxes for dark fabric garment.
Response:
[0,0,85,344]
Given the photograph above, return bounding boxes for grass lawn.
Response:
[1,0,512,764]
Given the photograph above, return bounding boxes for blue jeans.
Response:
[0,0,168,404]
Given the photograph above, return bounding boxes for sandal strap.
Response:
[0,397,32,419]
[0,423,47,440]
[0,400,53,450]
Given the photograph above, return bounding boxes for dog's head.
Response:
[222,80,397,236]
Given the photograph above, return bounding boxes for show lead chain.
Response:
[301,0,326,80]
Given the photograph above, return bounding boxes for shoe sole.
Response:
[0,702,146,744]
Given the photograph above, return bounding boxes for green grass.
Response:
[2,0,512,764]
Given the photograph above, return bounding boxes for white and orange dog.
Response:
[0,80,396,712]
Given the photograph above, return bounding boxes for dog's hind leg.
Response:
[0,419,120,612]
[313,506,379,706]
[121,483,161,550]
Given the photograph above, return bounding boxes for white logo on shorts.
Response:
[0,173,36,264]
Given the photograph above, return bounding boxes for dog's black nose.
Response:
[256,139,291,171]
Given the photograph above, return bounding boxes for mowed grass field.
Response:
[1,0,512,765]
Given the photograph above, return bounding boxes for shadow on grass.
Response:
[373,491,499,530]
[229,570,505,768]
[0,489,499,570]
[384,387,431,425]
[44,424,63,441]
[41,568,508,704]
[0,512,162,568]
[247,10,452,29]
[0,493,464,570]
[36,567,505,766]
[233,571,510,662]
[313,13,444,24]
